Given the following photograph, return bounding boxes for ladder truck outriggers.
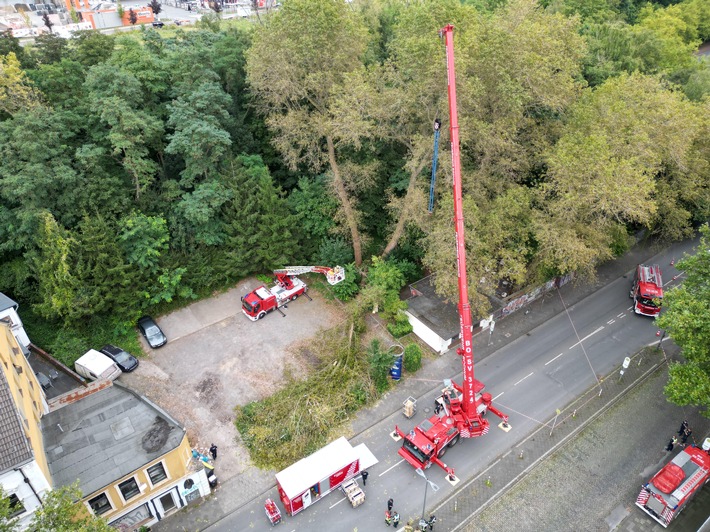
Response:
[241,266,345,321]
[394,25,509,479]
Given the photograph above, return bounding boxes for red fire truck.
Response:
[636,439,710,527]
[630,264,663,317]
[241,266,344,321]
[394,25,508,479]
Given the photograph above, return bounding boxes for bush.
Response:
[367,339,393,393]
[331,263,360,301]
[386,312,413,338]
[403,343,422,373]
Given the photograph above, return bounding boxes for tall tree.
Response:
[657,225,710,416]
[0,52,42,117]
[84,63,163,200]
[149,0,162,17]
[246,0,371,265]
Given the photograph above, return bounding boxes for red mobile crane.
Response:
[241,266,345,320]
[394,25,509,478]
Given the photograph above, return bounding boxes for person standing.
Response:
[665,436,678,452]
[677,420,689,435]
[384,510,392,526]
[681,427,692,445]
[209,443,218,460]
[361,470,368,486]
[387,498,393,512]
[392,512,400,527]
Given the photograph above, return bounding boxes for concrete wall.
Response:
[404,311,450,354]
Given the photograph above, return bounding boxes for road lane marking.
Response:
[606,319,615,325]
[329,497,348,509]
[493,392,504,400]
[625,307,632,312]
[568,326,604,350]
[380,459,404,476]
[514,372,534,386]
[618,313,627,318]
[544,353,564,366]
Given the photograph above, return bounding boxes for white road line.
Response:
[625,307,632,312]
[606,319,615,325]
[329,497,348,509]
[568,326,604,350]
[379,459,404,476]
[514,372,534,386]
[493,392,504,400]
[618,313,627,318]
[544,353,564,366]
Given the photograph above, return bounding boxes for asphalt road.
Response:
[207,240,699,531]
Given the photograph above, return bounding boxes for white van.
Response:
[75,349,122,381]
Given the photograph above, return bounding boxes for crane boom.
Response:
[442,24,477,419]
[393,25,508,480]
[273,266,345,287]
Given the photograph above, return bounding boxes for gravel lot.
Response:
[121,278,347,483]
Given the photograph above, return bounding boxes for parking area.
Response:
[121,278,347,482]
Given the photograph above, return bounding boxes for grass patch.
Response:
[235,308,382,470]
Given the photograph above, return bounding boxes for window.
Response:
[118,478,140,501]
[88,493,112,515]
[7,494,25,517]
[147,462,167,485]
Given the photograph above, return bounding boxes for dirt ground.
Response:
[121,278,347,482]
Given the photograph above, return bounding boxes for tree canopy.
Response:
[0,0,708,359]
[657,225,710,416]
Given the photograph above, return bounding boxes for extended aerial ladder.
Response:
[394,24,509,479]
[273,266,345,290]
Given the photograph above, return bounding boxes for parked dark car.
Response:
[100,344,139,372]
[152,20,165,28]
[137,316,167,348]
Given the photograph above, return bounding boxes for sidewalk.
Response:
[154,236,695,531]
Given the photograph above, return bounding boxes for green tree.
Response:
[539,72,701,276]
[119,212,169,272]
[287,176,339,261]
[0,485,19,532]
[220,155,298,273]
[246,0,371,265]
[68,31,115,68]
[367,338,393,393]
[0,107,83,253]
[27,33,68,66]
[657,225,710,416]
[30,213,78,323]
[84,63,162,199]
[0,28,25,66]
[128,8,138,25]
[0,52,42,117]
[165,80,233,187]
[27,58,85,109]
[30,483,112,532]
[71,215,138,320]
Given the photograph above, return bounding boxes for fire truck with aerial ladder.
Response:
[394,25,509,479]
[629,264,663,317]
[636,438,710,527]
[241,265,345,321]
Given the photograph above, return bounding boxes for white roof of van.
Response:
[75,349,114,372]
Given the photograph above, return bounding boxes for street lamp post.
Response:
[415,468,439,530]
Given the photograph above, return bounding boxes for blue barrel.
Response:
[389,346,404,381]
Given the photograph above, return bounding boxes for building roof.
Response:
[0,367,33,475]
[407,276,461,341]
[276,437,360,499]
[41,381,185,497]
[0,292,18,313]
